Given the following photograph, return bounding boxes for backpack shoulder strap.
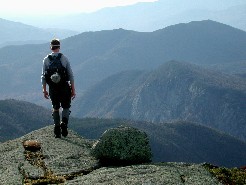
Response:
[57,53,63,60]
[48,53,63,61]
[48,54,53,61]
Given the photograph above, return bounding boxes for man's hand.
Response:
[71,91,76,100]
[43,91,49,99]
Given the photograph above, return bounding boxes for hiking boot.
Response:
[55,134,61,138]
[54,125,61,138]
[60,122,68,137]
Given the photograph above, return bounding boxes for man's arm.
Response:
[42,83,49,99]
[70,82,76,100]
[62,55,76,100]
[41,58,49,99]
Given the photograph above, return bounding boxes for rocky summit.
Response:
[0,126,221,184]
[0,126,98,184]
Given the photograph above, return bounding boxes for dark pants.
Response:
[49,83,71,110]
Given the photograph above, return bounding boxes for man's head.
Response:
[50,39,60,51]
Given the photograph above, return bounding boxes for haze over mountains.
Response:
[0,20,245,103]
[67,1,245,32]
[0,18,78,48]
[7,0,246,33]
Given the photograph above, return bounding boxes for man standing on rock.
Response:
[41,39,76,138]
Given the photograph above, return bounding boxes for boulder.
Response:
[92,126,152,165]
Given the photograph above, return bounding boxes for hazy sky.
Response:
[0,0,157,17]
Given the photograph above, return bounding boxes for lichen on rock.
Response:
[92,125,152,165]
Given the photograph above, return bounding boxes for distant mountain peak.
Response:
[152,61,246,91]
[156,19,245,34]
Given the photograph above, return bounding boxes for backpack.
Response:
[45,53,68,86]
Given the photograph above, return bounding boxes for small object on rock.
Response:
[23,140,42,151]
[92,125,152,166]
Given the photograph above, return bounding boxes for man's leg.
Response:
[61,109,70,137]
[52,109,61,138]
[60,84,71,137]
[49,86,61,138]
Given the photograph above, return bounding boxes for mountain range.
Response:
[12,0,246,32]
[73,61,246,141]
[0,99,51,142]
[0,20,245,145]
[0,18,78,48]
[0,20,245,104]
